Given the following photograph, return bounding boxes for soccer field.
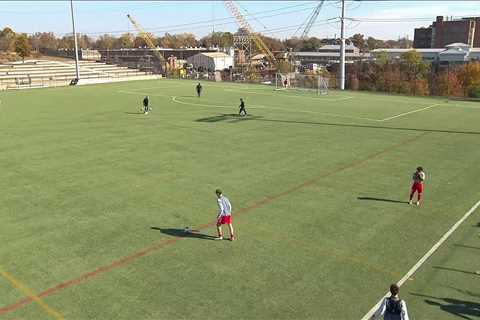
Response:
[1,79,479,319]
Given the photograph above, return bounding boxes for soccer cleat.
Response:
[416,201,420,206]
[230,235,236,241]
[215,236,223,240]
[409,200,413,205]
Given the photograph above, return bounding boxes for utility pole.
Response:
[212,1,215,33]
[70,0,80,80]
[339,0,346,90]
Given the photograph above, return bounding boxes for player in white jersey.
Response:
[409,166,426,206]
[215,189,235,241]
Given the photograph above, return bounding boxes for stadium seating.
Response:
[0,59,156,89]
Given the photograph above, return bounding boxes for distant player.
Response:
[196,82,202,97]
[215,189,235,241]
[409,166,425,206]
[238,98,247,116]
[283,78,289,88]
[143,95,150,115]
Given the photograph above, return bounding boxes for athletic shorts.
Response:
[217,215,232,225]
[411,182,424,193]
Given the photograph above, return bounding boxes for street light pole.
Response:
[339,0,346,90]
[70,0,80,80]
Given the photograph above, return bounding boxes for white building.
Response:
[372,43,480,63]
[187,52,233,71]
[290,44,368,66]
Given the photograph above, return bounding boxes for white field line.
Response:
[361,199,480,320]
[171,96,381,122]
[379,104,441,121]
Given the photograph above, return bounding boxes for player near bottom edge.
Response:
[215,189,235,241]
[409,166,425,206]
[196,82,202,97]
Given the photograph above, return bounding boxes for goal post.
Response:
[275,73,328,95]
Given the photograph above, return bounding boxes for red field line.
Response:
[0,132,428,315]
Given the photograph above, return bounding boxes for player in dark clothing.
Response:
[143,96,150,114]
[196,83,202,97]
[239,98,247,116]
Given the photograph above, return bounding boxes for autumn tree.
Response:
[400,50,430,95]
[350,33,366,52]
[15,33,31,62]
[0,27,16,52]
[200,32,233,48]
[95,34,116,49]
[457,62,480,97]
[115,33,134,49]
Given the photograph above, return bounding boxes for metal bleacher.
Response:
[0,59,152,89]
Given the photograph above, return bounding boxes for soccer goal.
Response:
[275,73,328,95]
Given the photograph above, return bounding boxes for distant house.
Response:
[187,52,233,71]
[372,43,480,64]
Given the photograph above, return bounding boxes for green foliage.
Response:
[14,33,30,61]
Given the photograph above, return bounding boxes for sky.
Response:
[1,1,479,40]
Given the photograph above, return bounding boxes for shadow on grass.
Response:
[432,266,479,275]
[196,113,262,123]
[150,227,217,241]
[125,111,145,115]
[454,244,480,250]
[246,118,480,136]
[410,293,480,320]
[357,197,408,204]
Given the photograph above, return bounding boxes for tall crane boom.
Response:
[300,0,325,40]
[224,0,277,67]
[126,14,166,65]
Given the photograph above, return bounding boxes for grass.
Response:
[1,79,479,319]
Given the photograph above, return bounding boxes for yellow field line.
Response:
[0,268,64,320]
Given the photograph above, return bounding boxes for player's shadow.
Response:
[410,293,480,320]
[357,197,408,204]
[432,266,479,275]
[196,113,262,123]
[454,244,480,250]
[150,227,217,240]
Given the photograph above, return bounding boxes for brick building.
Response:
[414,16,480,48]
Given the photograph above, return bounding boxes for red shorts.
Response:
[217,215,232,225]
[411,182,424,194]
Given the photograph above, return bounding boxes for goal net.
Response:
[275,73,328,95]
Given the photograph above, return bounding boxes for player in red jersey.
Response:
[409,166,425,206]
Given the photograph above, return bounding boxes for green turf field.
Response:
[1,79,479,319]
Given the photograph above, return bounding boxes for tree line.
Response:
[346,51,480,98]
[1,26,413,55]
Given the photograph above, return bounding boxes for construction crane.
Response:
[297,0,326,40]
[126,14,167,72]
[224,0,277,68]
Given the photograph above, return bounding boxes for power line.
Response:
[65,3,318,37]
